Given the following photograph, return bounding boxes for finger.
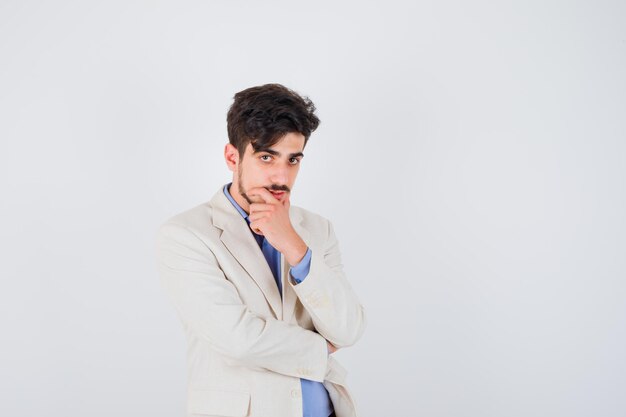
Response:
[247,187,280,204]
[249,203,276,213]
[283,194,290,209]
[248,212,270,222]
[249,221,264,235]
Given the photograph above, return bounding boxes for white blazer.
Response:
[156,186,366,417]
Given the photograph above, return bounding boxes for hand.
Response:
[327,340,338,354]
[247,187,308,266]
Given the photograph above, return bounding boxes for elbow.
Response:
[327,305,367,348]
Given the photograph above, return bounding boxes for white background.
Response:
[1,1,625,416]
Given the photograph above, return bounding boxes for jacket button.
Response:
[291,389,301,398]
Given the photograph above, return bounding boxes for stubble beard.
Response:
[237,165,255,206]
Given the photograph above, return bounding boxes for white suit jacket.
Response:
[156,186,366,417]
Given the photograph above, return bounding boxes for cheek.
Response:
[288,167,300,183]
[244,163,268,183]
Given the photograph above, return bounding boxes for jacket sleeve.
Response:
[288,220,367,348]
[156,221,329,382]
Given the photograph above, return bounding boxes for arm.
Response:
[289,250,339,354]
[156,222,329,382]
[288,220,366,348]
[244,188,366,349]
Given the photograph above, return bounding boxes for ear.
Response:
[224,143,239,172]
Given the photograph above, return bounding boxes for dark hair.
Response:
[226,83,320,158]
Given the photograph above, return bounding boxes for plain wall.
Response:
[1,1,625,416]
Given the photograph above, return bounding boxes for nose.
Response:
[269,165,289,186]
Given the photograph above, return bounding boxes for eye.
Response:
[260,155,272,162]
[289,157,301,165]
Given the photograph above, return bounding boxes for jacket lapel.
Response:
[210,189,283,319]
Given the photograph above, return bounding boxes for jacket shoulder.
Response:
[290,205,333,234]
[158,201,215,235]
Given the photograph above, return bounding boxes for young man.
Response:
[156,84,366,417]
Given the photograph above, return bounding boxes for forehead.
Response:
[245,132,306,154]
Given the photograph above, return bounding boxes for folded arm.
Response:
[288,220,366,348]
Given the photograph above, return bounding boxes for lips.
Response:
[270,191,286,199]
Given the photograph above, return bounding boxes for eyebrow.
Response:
[254,148,304,159]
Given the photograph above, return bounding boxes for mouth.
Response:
[269,190,286,199]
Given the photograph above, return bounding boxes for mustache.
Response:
[266,185,290,192]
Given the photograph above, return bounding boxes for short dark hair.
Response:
[226,83,320,158]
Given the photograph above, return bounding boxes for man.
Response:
[156,84,366,417]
